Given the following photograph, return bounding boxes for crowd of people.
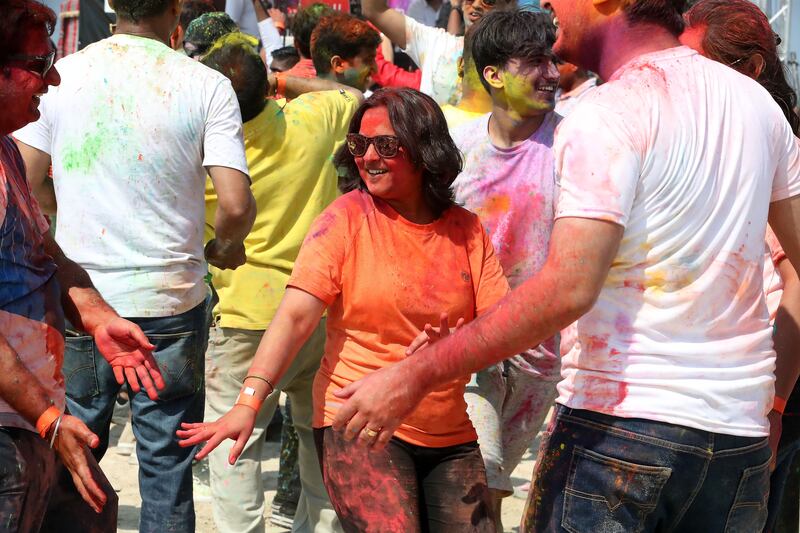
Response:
[1,0,800,532]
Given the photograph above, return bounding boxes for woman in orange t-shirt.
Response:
[178,88,509,532]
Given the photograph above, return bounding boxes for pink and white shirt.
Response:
[554,47,800,437]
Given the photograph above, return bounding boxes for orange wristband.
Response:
[36,406,61,438]
[235,386,263,412]
[275,73,287,97]
[773,396,788,415]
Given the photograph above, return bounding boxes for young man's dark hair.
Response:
[335,88,462,218]
[110,0,172,22]
[179,0,216,32]
[201,32,267,122]
[0,0,55,66]
[290,3,334,59]
[470,9,556,93]
[310,13,381,75]
[270,45,300,72]
[624,0,686,36]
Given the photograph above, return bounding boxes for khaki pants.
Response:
[205,320,341,533]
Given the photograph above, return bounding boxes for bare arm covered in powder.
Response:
[269,73,364,102]
[44,232,165,400]
[206,165,256,270]
[773,258,800,402]
[361,0,407,49]
[0,329,111,511]
[15,140,57,215]
[177,287,326,463]
[332,217,623,448]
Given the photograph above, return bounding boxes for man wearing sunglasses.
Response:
[13,0,256,531]
[360,0,511,106]
[0,0,171,530]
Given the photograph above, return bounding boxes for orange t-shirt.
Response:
[288,190,510,448]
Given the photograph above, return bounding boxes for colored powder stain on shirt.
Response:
[61,129,106,173]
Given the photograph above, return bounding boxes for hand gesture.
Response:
[406,312,465,355]
[205,239,247,270]
[331,363,424,451]
[53,415,107,513]
[269,8,287,31]
[93,317,164,401]
[177,406,258,464]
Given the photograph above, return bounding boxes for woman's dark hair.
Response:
[201,33,267,122]
[335,88,462,218]
[685,0,800,135]
[111,0,172,22]
[179,0,215,31]
[0,0,55,67]
[624,0,686,36]
[470,10,556,93]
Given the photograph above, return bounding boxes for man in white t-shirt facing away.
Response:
[13,0,256,531]
[446,10,561,531]
[328,0,800,531]
[360,0,512,106]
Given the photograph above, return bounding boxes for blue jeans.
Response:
[524,404,771,533]
[765,414,800,532]
[63,301,208,533]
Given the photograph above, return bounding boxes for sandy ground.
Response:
[102,411,543,533]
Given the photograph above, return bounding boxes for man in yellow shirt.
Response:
[200,33,363,533]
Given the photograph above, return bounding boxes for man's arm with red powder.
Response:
[333,217,623,448]
[43,233,164,400]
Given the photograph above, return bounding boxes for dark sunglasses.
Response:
[346,133,401,158]
[6,49,56,78]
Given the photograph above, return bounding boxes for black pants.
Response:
[314,427,496,533]
[0,427,118,533]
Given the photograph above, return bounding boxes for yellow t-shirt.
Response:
[205,90,359,330]
[441,104,486,130]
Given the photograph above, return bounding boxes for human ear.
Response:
[482,65,503,90]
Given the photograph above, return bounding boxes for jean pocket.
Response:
[63,334,99,400]
[151,330,203,402]
[724,459,770,533]
[562,446,672,533]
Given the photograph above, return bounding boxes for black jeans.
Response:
[314,427,496,533]
[0,427,118,533]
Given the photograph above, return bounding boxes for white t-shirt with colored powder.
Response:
[451,111,562,379]
[15,34,249,318]
[554,46,800,437]
[403,16,463,106]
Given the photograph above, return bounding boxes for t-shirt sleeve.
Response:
[287,206,351,305]
[554,102,641,227]
[470,220,510,315]
[13,90,54,155]
[202,78,250,177]
[770,122,800,203]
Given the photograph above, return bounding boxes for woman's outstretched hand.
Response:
[405,312,465,355]
[177,406,257,464]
